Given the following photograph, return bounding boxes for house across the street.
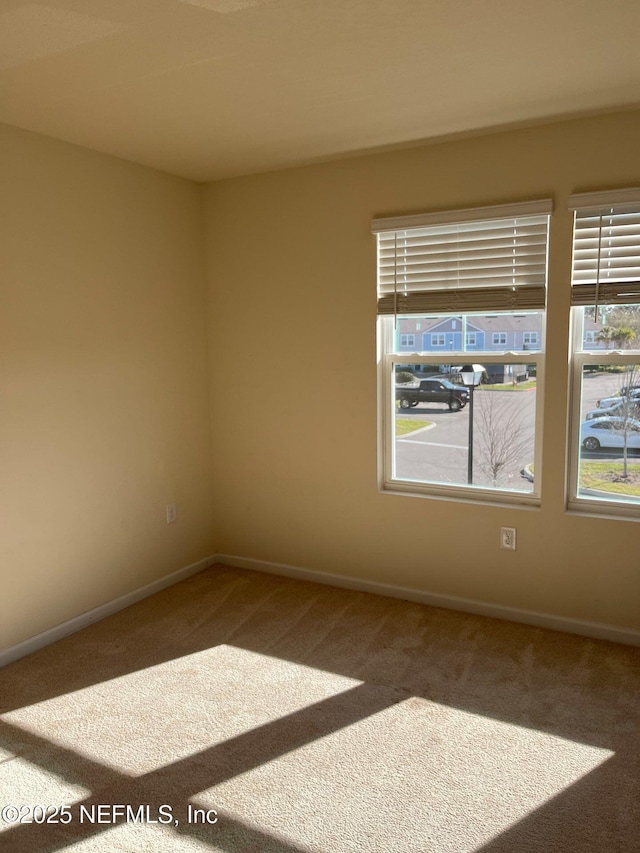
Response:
[394,314,606,383]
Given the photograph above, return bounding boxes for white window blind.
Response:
[569,188,640,307]
[372,200,552,315]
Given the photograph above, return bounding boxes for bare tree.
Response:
[473,391,534,487]
[608,363,640,479]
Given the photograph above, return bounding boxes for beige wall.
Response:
[1,124,216,650]
[204,110,640,632]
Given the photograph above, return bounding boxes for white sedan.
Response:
[580,417,640,452]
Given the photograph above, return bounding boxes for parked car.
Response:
[580,417,640,451]
[597,389,640,408]
[586,399,640,420]
[396,378,469,411]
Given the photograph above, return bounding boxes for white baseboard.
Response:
[1,554,218,669]
[4,551,639,668]
[215,553,640,648]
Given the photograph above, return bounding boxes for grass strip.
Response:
[579,460,640,496]
[395,418,433,436]
[477,380,537,392]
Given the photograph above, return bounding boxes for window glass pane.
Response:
[393,312,543,353]
[393,365,537,493]
[577,363,640,504]
[580,305,640,351]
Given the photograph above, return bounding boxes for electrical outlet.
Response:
[501,527,516,550]
[166,502,177,524]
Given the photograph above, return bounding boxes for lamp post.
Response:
[460,364,485,485]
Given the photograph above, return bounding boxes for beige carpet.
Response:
[0,564,639,852]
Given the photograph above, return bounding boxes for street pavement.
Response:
[394,387,536,491]
[394,370,640,490]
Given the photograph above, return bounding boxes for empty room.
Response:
[1,1,639,851]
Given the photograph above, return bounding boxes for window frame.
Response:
[374,198,551,507]
[567,310,640,518]
[400,333,415,348]
[566,188,640,518]
[492,332,507,346]
[378,316,545,506]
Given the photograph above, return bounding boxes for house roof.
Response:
[471,315,541,333]
[1,1,639,181]
[398,314,556,334]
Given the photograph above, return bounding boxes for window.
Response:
[523,332,539,347]
[374,199,551,504]
[400,334,415,347]
[492,332,507,346]
[568,188,640,515]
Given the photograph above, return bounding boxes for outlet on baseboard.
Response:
[166,502,177,524]
[501,527,516,550]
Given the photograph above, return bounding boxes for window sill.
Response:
[380,480,541,510]
[566,499,640,522]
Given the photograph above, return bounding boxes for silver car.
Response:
[585,399,640,420]
[596,389,640,408]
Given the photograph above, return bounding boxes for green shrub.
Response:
[396,371,415,384]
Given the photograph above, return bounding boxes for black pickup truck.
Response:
[396,378,469,411]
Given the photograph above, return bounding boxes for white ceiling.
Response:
[1,0,639,182]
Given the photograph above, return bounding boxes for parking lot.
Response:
[580,370,636,417]
[395,386,536,491]
[394,369,640,490]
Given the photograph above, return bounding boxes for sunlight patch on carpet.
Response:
[59,822,216,852]
[190,698,615,853]
[0,751,90,835]
[1,646,363,776]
